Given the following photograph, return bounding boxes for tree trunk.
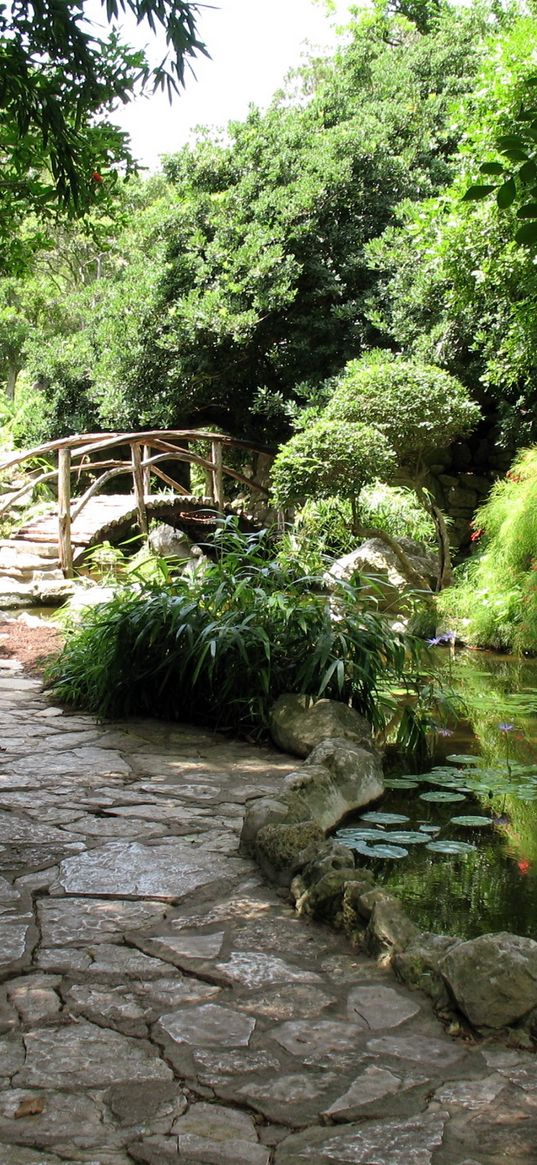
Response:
[5,362,19,401]
[415,486,453,591]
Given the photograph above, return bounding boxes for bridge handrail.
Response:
[0,429,274,577]
[0,429,273,474]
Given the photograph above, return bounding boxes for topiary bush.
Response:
[270,417,397,515]
[48,521,430,741]
[325,352,480,467]
[438,448,537,653]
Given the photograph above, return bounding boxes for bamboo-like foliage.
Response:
[49,521,429,739]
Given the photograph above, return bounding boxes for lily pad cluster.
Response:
[334,756,510,860]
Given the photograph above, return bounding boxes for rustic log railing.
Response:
[0,430,273,577]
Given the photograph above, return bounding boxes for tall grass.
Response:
[49,520,431,740]
[439,448,537,653]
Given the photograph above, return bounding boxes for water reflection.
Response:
[336,649,537,939]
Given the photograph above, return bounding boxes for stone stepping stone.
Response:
[14,1020,172,1088]
[56,840,244,899]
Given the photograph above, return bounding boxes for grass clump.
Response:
[49,520,431,741]
[439,448,537,653]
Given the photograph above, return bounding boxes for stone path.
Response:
[0,665,536,1164]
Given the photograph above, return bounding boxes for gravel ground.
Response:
[0,615,63,673]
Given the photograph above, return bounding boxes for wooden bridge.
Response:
[0,430,273,581]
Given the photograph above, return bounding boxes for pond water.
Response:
[335,650,537,940]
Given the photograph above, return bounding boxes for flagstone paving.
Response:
[0,664,536,1164]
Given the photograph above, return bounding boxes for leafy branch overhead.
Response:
[463,76,537,245]
[0,0,207,271]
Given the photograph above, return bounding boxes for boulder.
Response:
[299,842,356,889]
[239,797,291,854]
[365,896,419,957]
[31,577,78,605]
[254,822,324,886]
[269,694,372,758]
[62,583,119,617]
[0,578,36,608]
[328,537,438,609]
[341,875,377,944]
[439,932,537,1029]
[285,738,383,830]
[394,933,462,1009]
[148,524,202,561]
[294,868,369,921]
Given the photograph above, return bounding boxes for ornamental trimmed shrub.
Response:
[270,417,397,510]
[325,353,480,466]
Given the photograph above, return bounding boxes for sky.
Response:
[102,0,354,172]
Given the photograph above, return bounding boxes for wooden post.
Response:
[142,444,151,495]
[212,439,224,512]
[131,443,148,535]
[58,446,73,578]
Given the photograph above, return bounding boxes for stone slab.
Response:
[321,1065,430,1121]
[15,1021,173,1088]
[157,1003,256,1050]
[225,1071,341,1127]
[37,897,171,946]
[56,840,244,899]
[366,1033,467,1069]
[271,1019,368,1065]
[346,984,420,1029]
[0,919,34,972]
[275,1111,448,1164]
[0,1088,113,1150]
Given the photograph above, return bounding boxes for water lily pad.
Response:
[419,791,467,803]
[351,841,377,858]
[384,778,418,789]
[337,828,388,843]
[368,844,409,859]
[360,811,410,824]
[446,754,480,765]
[419,824,441,834]
[421,774,466,788]
[425,839,476,854]
[378,831,430,845]
[450,815,492,828]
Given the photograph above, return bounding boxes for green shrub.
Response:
[49,520,429,740]
[358,484,436,545]
[439,448,537,653]
[325,352,480,465]
[270,418,396,511]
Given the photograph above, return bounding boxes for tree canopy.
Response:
[0,0,206,272]
[367,13,537,453]
[76,0,492,440]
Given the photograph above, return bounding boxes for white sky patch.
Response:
[85,0,355,171]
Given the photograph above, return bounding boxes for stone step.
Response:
[0,567,64,583]
[0,539,59,559]
[0,552,60,574]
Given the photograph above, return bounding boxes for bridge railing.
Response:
[0,430,273,576]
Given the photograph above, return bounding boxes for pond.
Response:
[335,649,537,940]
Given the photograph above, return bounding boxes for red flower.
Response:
[518,860,531,875]
[91,171,103,183]
[470,528,484,543]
